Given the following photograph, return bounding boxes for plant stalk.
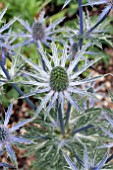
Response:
[58,103,65,135]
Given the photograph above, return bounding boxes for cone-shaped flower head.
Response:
[15,11,65,48]
[20,41,101,116]
[50,66,69,92]
[0,102,33,165]
[32,21,45,41]
[31,11,45,41]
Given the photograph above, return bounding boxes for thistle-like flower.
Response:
[14,11,65,48]
[19,42,101,115]
[0,102,33,165]
[85,0,113,22]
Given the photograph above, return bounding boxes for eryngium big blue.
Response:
[15,11,65,47]
[19,41,101,116]
[0,102,33,166]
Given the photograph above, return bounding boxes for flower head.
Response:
[19,42,101,116]
[32,21,45,41]
[0,102,33,165]
[14,11,65,48]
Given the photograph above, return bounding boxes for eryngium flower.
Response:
[85,0,113,22]
[32,21,45,41]
[0,102,33,165]
[19,42,101,115]
[14,11,65,48]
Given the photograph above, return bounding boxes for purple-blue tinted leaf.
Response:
[11,136,33,144]
[10,118,34,132]
[98,5,111,22]
[104,114,113,128]
[0,162,15,168]
[0,17,18,33]
[93,150,109,170]
[5,144,17,164]
[62,151,78,170]
[4,102,13,126]
[100,125,113,138]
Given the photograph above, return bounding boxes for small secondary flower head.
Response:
[32,21,45,41]
[0,102,33,165]
[15,11,65,48]
[19,41,101,116]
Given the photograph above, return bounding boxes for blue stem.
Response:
[105,154,113,164]
[74,153,84,166]
[0,61,36,110]
[58,104,65,135]
[72,124,94,135]
[78,0,83,49]
[66,1,84,127]
[65,102,71,128]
